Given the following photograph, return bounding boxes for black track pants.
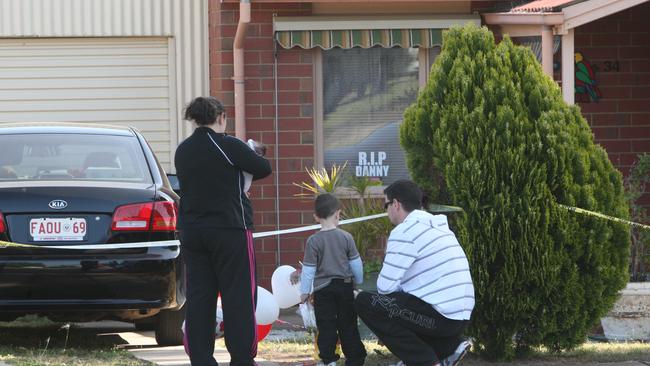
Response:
[181,228,258,366]
[354,291,468,366]
[313,279,367,366]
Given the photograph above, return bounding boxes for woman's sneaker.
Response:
[440,340,471,366]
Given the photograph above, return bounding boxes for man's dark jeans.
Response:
[355,291,468,366]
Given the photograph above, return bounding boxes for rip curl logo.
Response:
[370,293,435,329]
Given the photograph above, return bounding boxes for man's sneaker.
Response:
[440,340,471,366]
[316,362,337,366]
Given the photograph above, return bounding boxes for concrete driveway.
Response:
[117,327,279,366]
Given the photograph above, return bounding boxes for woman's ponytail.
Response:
[184,96,225,126]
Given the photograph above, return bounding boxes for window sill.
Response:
[334,185,385,199]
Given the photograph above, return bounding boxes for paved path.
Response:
[117,308,309,365]
[115,310,650,366]
[120,330,280,366]
[462,361,648,366]
[76,313,304,366]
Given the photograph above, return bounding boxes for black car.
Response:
[0,122,185,345]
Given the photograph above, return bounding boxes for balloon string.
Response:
[274,318,307,330]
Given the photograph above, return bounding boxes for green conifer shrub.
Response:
[401,23,630,359]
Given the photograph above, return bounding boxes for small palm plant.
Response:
[293,162,347,196]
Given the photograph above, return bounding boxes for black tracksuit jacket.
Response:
[174,127,272,230]
[174,127,271,366]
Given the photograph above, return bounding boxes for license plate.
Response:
[29,218,87,241]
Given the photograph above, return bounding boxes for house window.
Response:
[318,47,438,186]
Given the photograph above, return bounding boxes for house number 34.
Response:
[594,61,620,72]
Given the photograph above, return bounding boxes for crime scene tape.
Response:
[0,239,181,250]
[558,204,650,230]
[1,203,645,250]
[252,212,388,239]
[0,212,389,250]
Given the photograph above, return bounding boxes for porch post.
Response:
[561,28,575,105]
[541,25,554,77]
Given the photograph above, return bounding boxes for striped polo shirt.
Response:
[377,210,475,320]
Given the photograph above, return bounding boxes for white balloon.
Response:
[271,265,302,309]
[215,306,225,338]
[256,286,279,325]
[183,293,276,338]
[182,300,226,338]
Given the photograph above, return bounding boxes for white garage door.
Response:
[0,37,175,170]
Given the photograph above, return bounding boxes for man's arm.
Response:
[376,236,417,294]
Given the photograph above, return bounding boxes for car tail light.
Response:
[111,201,177,232]
[112,203,153,231]
[0,211,5,233]
[152,201,177,231]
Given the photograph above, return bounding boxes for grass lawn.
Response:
[0,316,151,366]
[256,336,399,366]
[254,333,650,366]
[0,315,648,366]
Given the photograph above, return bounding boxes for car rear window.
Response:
[0,133,152,183]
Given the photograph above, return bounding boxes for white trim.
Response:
[313,48,324,170]
[419,48,428,89]
[168,37,179,174]
[482,13,564,26]
[562,0,649,30]
[541,26,554,76]
[500,24,545,37]
[273,15,480,32]
[484,0,649,35]
[562,29,575,105]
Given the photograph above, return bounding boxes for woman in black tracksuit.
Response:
[175,96,272,366]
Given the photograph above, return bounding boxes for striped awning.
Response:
[273,15,481,50]
[275,28,443,50]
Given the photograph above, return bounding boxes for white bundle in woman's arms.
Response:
[248,139,267,156]
[243,139,267,193]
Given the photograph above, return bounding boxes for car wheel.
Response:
[134,317,157,331]
[0,313,20,322]
[155,307,185,346]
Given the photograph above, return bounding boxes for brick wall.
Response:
[471,1,498,13]
[210,0,315,288]
[209,0,530,288]
[573,2,650,207]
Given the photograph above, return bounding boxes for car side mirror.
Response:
[166,174,181,196]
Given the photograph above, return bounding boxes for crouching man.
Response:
[354,180,474,366]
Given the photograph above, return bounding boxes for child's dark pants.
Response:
[313,278,367,366]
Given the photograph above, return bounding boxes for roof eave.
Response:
[482,12,564,26]
[222,0,461,2]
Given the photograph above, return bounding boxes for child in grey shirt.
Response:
[298,193,366,366]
